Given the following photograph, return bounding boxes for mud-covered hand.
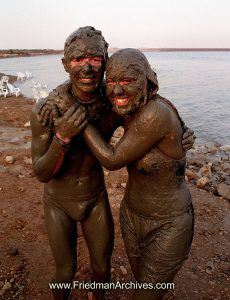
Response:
[182,128,196,151]
[54,103,88,143]
[38,100,59,127]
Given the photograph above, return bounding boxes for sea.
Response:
[1,52,230,145]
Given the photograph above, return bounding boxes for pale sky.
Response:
[1,0,230,49]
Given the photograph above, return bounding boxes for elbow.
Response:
[102,160,123,171]
[32,164,51,183]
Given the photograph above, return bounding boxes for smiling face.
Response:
[106,53,148,115]
[62,27,108,102]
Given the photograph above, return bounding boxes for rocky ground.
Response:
[0,96,229,300]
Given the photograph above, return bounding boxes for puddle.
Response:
[0,126,31,151]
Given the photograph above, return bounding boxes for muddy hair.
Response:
[64,26,109,60]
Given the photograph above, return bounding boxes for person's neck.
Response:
[71,85,101,105]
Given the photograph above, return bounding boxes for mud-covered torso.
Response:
[125,140,191,218]
[44,81,120,198]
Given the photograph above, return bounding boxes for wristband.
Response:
[53,135,70,151]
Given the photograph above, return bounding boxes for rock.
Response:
[222,162,230,175]
[24,121,30,128]
[10,247,19,256]
[111,268,115,273]
[0,281,4,289]
[120,266,128,275]
[194,145,208,154]
[121,182,127,188]
[0,290,5,296]
[217,183,230,200]
[187,158,205,168]
[205,260,215,275]
[220,145,230,152]
[5,156,15,164]
[185,169,196,180]
[104,170,109,176]
[185,176,188,182]
[198,163,212,178]
[197,177,209,189]
[2,209,8,217]
[24,156,32,165]
[18,174,25,179]
[2,281,12,290]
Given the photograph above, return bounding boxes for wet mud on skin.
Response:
[0,96,229,300]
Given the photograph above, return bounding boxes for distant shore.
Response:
[1,48,230,59]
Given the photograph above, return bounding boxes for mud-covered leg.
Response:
[119,201,140,276]
[81,191,114,300]
[44,201,77,300]
[133,208,194,300]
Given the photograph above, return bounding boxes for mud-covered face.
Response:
[106,65,147,115]
[63,39,105,101]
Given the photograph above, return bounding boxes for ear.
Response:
[62,57,69,73]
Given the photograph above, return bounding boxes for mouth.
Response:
[79,78,95,84]
[114,97,129,107]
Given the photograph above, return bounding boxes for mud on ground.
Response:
[0,96,229,300]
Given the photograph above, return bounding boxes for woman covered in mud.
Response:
[82,48,194,300]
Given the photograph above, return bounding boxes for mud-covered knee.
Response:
[55,265,76,283]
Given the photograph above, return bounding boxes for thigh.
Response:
[138,207,194,283]
[44,200,77,270]
[81,190,114,267]
[120,201,140,276]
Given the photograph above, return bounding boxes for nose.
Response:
[82,63,91,73]
[113,83,123,96]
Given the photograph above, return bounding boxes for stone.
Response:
[2,209,8,217]
[205,260,215,275]
[24,157,32,165]
[104,170,109,176]
[24,121,30,128]
[220,145,230,152]
[10,247,19,256]
[217,183,230,200]
[120,266,128,275]
[197,177,209,189]
[121,182,127,188]
[198,163,212,178]
[2,281,12,290]
[5,156,15,164]
[194,145,208,154]
[185,169,196,180]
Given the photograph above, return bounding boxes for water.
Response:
[1,52,230,144]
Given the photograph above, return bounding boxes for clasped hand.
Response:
[54,103,88,143]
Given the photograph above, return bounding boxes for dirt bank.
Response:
[0,96,229,299]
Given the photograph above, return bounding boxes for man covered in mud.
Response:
[31,26,195,300]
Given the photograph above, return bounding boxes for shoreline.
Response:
[1,48,230,59]
[1,71,229,201]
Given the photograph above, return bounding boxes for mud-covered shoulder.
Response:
[136,96,170,131]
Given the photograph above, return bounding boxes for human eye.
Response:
[107,79,116,86]
[90,57,103,66]
[120,79,133,85]
[71,57,85,65]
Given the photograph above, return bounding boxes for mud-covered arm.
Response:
[84,106,167,170]
[31,102,68,183]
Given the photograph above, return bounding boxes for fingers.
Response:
[68,106,87,123]
[51,107,60,122]
[42,109,51,127]
[74,119,88,132]
[64,103,80,119]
